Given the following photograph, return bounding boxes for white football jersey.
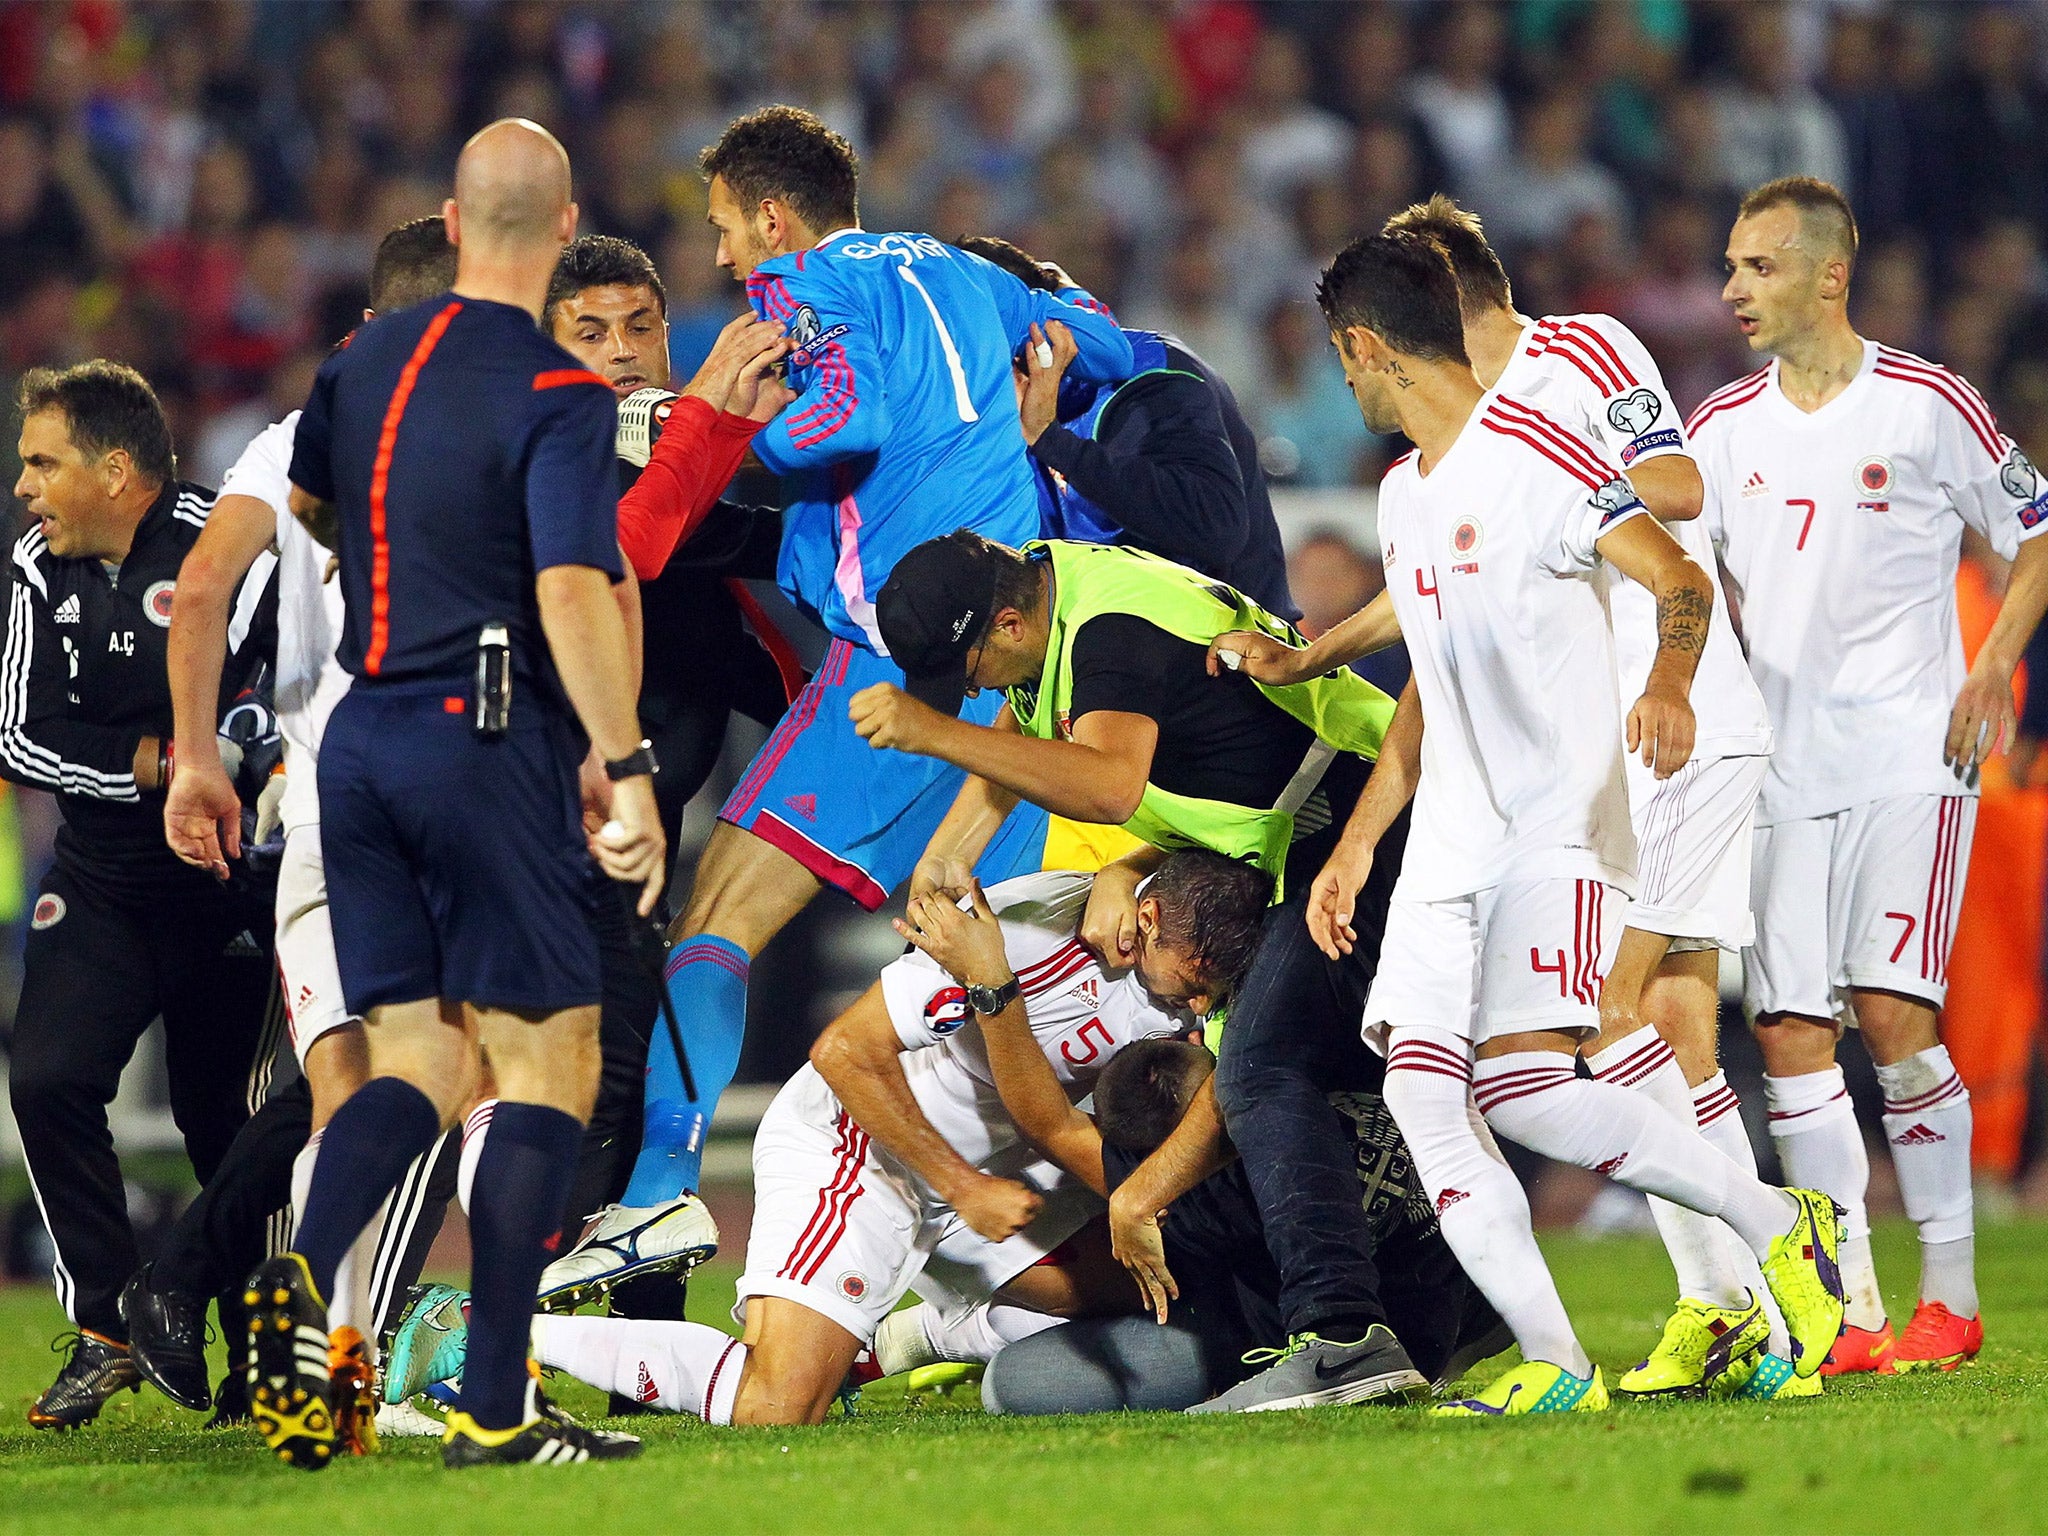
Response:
[217,412,350,834]
[1695,340,2048,824]
[877,870,1183,1172]
[1496,314,1772,760]
[1378,391,1646,900]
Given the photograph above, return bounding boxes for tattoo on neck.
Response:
[1388,359,1413,389]
[1656,586,1710,654]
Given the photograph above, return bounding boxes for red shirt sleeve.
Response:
[617,397,765,580]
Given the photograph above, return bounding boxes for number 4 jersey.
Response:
[876,869,1183,1172]
[1692,340,2048,824]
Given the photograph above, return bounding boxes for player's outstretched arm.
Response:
[969,257,1135,385]
[910,707,1025,901]
[163,492,275,876]
[810,970,1044,1245]
[1597,512,1711,780]
[1624,453,1705,524]
[1209,589,1402,686]
[1109,1077,1233,1324]
[1951,533,2048,771]
[1308,677,1422,960]
[902,880,1109,1197]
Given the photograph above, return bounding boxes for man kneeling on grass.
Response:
[383,853,1266,1423]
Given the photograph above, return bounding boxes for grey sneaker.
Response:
[1187,1324,1429,1414]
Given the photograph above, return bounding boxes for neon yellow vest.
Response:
[1006,541,1396,893]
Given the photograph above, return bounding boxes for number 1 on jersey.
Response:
[896,264,979,424]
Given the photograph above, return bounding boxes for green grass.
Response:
[2,1219,2044,1534]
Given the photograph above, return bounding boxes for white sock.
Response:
[1693,1074,1789,1356]
[457,1099,497,1215]
[1476,1052,1796,1258]
[290,1130,322,1243]
[532,1315,746,1422]
[918,1301,1063,1364]
[1383,1030,1590,1377]
[1874,1046,1977,1317]
[1764,1067,1883,1329]
[1586,1032,1746,1308]
[330,1203,386,1362]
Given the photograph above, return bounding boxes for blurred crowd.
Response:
[4,0,2048,511]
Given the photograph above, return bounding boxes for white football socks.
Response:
[1382,1030,1590,1378]
[919,1301,1063,1364]
[1475,1051,1797,1259]
[1764,1067,1884,1330]
[1691,1072,1790,1355]
[1585,1032,1747,1309]
[457,1099,497,1215]
[1875,1045,1978,1318]
[531,1315,746,1422]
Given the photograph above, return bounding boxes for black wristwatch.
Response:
[604,740,660,781]
[964,975,1021,1015]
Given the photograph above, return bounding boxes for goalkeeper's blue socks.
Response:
[296,1076,440,1299]
[620,936,750,1206]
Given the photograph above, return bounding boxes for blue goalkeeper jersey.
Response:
[745,231,1134,651]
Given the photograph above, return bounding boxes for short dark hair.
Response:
[1094,1038,1217,1155]
[702,105,859,233]
[544,234,668,328]
[1737,176,1859,275]
[17,361,175,483]
[368,217,457,313]
[1147,847,1273,996]
[1382,195,1511,315]
[1315,231,1469,365]
[956,234,1056,292]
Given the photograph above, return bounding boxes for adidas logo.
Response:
[1740,471,1770,499]
[1436,1188,1469,1214]
[784,793,818,823]
[1891,1122,1945,1146]
[223,930,265,958]
[1592,1154,1629,1176]
[296,983,315,1011]
[636,1361,659,1404]
[53,594,80,624]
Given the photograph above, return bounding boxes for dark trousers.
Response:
[8,860,277,1335]
[1212,806,1409,1339]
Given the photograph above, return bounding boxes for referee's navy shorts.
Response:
[319,681,603,1014]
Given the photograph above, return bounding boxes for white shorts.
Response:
[1363,876,1625,1047]
[736,1068,1099,1344]
[1744,793,1976,1022]
[1626,753,1766,950]
[275,826,354,1064]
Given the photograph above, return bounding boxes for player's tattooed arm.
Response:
[1598,512,1710,778]
[1656,583,1711,655]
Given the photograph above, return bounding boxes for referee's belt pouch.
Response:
[475,622,512,737]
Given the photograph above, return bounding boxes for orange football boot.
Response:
[1891,1302,1983,1373]
[1818,1320,1896,1376]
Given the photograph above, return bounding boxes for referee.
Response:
[245,119,660,1471]
[4,362,279,1429]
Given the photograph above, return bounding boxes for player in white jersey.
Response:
[1696,178,2048,1375]
[381,853,1271,1426]
[161,220,460,1446]
[1295,231,1842,1416]
[1379,197,1796,1397]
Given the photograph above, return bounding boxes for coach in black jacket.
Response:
[4,361,278,1430]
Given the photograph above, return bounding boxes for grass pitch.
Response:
[1,1218,2043,1535]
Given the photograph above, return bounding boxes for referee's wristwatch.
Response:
[604,740,660,781]
[964,975,1021,1015]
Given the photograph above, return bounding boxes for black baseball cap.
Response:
[877,530,1013,717]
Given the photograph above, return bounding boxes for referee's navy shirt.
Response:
[289,293,622,694]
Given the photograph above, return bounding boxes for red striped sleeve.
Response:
[1874,349,2004,462]
[1486,397,1613,486]
[1684,370,1771,437]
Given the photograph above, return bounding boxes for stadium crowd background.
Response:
[3,0,2048,1265]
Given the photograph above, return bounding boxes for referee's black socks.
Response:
[460,1101,583,1430]
[296,1078,441,1301]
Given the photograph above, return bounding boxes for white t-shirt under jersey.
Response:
[1695,340,2048,824]
[876,870,1183,1173]
[1497,312,1772,761]
[1378,390,1647,901]
[216,412,351,834]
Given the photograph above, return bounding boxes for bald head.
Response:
[453,118,574,247]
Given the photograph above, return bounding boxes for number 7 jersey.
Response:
[1692,340,2048,824]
